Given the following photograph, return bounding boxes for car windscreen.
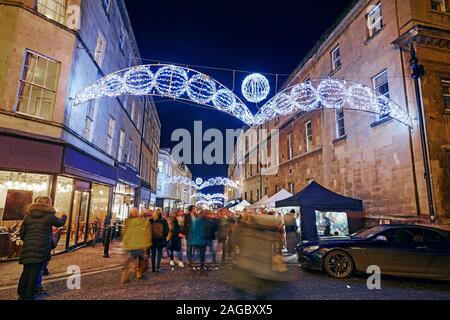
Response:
[351,225,388,239]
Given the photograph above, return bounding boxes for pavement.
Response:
[0,243,449,300]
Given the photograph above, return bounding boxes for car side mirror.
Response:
[374,235,388,242]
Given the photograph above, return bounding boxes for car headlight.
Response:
[302,245,320,253]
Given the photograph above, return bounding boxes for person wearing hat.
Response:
[18,196,67,300]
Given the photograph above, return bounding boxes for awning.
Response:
[229,200,252,212]
[263,189,293,208]
[64,147,116,185]
[117,164,140,187]
[247,195,269,209]
[276,182,363,211]
[0,134,63,173]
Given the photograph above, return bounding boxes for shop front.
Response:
[112,164,140,223]
[0,133,63,260]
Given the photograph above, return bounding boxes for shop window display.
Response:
[53,177,73,252]
[87,184,110,243]
[0,171,51,260]
[112,183,135,223]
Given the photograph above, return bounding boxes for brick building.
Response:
[0,0,160,256]
[231,0,450,225]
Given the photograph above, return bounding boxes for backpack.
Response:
[152,221,164,240]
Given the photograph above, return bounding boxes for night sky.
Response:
[125,0,353,193]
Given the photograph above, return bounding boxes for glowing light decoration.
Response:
[123,66,154,95]
[155,65,188,98]
[254,79,413,128]
[196,199,224,207]
[317,79,347,109]
[242,73,270,103]
[74,64,255,126]
[191,193,228,201]
[187,74,216,104]
[74,65,413,128]
[163,176,239,190]
[213,89,236,111]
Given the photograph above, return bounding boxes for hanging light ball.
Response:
[213,89,236,111]
[123,66,154,95]
[187,74,216,104]
[155,65,188,98]
[346,84,377,112]
[241,73,270,103]
[100,74,125,97]
[317,79,347,109]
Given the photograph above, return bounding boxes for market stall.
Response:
[276,182,364,241]
[229,200,252,213]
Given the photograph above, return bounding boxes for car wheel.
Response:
[323,250,354,279]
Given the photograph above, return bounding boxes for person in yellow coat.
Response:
[121,208,151,284]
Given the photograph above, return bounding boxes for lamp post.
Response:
[409,46,436,222]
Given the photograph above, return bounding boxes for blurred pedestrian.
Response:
[188,209,208,274]
[183,205,196,267]
[217,209,230,266]
[167,211,184,268]
[18,196,67,300]
[121,208,151,285]
[150,209,169,273]
[284,210,298,254]
[205,211,219,265]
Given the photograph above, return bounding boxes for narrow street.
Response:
[1,245,449,300]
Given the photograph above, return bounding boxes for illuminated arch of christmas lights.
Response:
[74,64,255,126]
[254,79,413,128]
[196,199,224,207]
[75,65,412,128]
[162,176,239,191]
[191,193,228,201]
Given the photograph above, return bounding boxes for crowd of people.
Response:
[16,195,300,300]
[120,205,300,286]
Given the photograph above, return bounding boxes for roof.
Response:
[276,181,363,211]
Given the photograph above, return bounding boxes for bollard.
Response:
[103,226,111,258]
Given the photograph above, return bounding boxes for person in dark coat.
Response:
[183,205,196,266]
[205,212,220,265]
[150,209,169,272]
[217,209,230,266]
[168,211,184,268]
[18,196,67,300]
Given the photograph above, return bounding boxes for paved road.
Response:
[1,261,449,300]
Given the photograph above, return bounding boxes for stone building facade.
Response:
[232,0,450,225]
[0,0,160,256]
[156,148,194,212]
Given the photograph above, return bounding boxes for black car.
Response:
[296,224,450,280]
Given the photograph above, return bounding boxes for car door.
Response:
[367,227,433,275]
[423,229,450,279]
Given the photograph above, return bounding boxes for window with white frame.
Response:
[441,79,450,112]
[120,27,127,52]
[367,3,383,38]
[287,133,294,160]
[431,0,449,12]
[373,70,390,118]
[118,130,126,162]
[133,143,138,168]
[127,139,133,164]
[288,182,295,194]
[306,121,313,152]
[336,109,346,138]
[106,117,115,155]
[37,0,67,25]
[83,100,97,141]
[94,31,107,67]
[17,50,60,121]
[131,100,136,122]
[331,46,341,71]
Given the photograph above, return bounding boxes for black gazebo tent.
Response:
[276,182,364,241]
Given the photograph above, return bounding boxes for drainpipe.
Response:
[409,46,436,223]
